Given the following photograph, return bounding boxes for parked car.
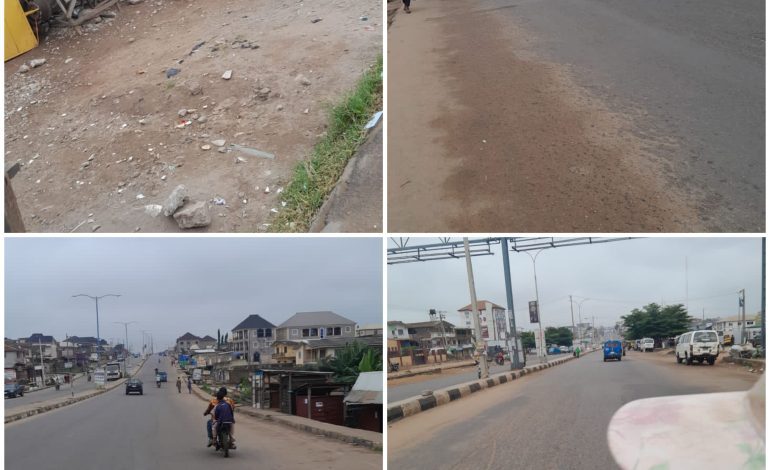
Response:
[640,338,655,352]
[4,383,25,398]
[125,378,143,395]
[676,330,719,365]
[158,371,168,382]
[603,340,623,362]
[547,346,561,355]
[559,346,569,353]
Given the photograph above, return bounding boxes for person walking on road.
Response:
[187,376,192,394]
[176,377,182,393]
[403,0,411,14]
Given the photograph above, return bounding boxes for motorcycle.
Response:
[156,380,161,388]
[389,362,400,373]
[494,356,504,366]
[216,422,234,458]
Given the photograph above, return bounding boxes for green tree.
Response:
[520,331,536,350]
[622,303,692,341]
[545,327,573,347]
[320,341,381,384]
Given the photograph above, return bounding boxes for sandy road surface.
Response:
[5,0,381,233]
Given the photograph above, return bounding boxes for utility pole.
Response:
[73,294,120,360]
[760,237,767,357]
[114,321,137,378]
[762,238,766,354]
[464,238,488,379]
[739,289,746,345]
[525,250,547,363]
[501,238,522,369]
[569,295,576,346]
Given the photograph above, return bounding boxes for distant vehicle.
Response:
[158,371,168,382]
[90,353,99,362]
[5,383,24,398]
[559,346,569,353]
[723,333,734,347]
[105,362,122,380]
[676,330,719,365]
[125,379,143,395]
[192,369,202,383]
[547,346,561,355]
[640,338,655,352]
[603,340,623,362]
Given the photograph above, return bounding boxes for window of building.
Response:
[302,329,310,337]
[291,329,299,337]
[398,329,404,335]
[334,327,341,335]
[257,329,264,338]
[747,321,754,326]
[345,326,352,333]
[310,328,318,337]
[265,329,272,337]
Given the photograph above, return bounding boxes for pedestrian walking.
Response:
[176,377,182,393]
[187,376,192,394]
[403,0,411,14]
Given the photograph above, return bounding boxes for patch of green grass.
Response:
[268,56,383,232]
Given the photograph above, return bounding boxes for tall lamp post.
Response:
[141,330,152,357]
[570,297,590,349]
[72,294,120,360]
[114,321,137,377]
[524,250,547,363]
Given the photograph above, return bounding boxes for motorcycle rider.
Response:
[212,388,236,450]
[204,387,236,448]
[156,373,161,388]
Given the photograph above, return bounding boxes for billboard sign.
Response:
[529,301,539,323]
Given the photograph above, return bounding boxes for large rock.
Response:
[162,184,188,216]
[173,200,211,229]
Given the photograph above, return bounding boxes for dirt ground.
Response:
[5,0,381,233]
[387,0,699,232]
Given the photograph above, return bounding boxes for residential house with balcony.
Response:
[457,300,508,341]
[231,314,277,363]
[20,334,59,361]
[404,320,457,350]
[356,324,383,337]
[276,311,356,341]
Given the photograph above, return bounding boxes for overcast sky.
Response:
[5,237,382,350]
[388,237,763,330]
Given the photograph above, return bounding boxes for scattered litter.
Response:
[166,68,181,78]
[201,144,212,150]
[144,204,163,217]
[18,64,30,74]
[482,139,487,143]
[211,139,226,147]
[303,108,309,114]
[235,157,247,164]
[276,187,284,194]
[311,18,322,23]
[65,58,74,64]
[364,111,383,129]
[222,70,233,80]
[69,219,89,232]
[230,144,275,160]
[360,16,368,21]
[91,225,101,232]
[281,201,287,207]
[178,109,188,117]
[136,194,145,199]
[161,175,167,181]
[264,186,270,194]
[189,41,206,55]
[270,208,279,213]
[212,197,226,205]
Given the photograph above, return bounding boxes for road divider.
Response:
[388,348,597,423]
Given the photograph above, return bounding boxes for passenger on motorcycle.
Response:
[204,387,236,448]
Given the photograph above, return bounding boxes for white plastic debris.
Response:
[364,111,383,129]
[144,204,163,217]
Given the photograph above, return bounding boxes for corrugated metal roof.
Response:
[344,371,382,405]
[232,314,277,331]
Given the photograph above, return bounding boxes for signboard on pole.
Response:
[93,369,106,387]
[529,301,539,323]
[64,362,73,369]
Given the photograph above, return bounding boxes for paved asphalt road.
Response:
[4,357,142,412]
[388,350,759,469]
[388,353,570,403]
[5,355,379,470]
[498,0,764,232]
[388,0,763,232]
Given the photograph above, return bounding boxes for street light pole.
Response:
[464,238,489,379]
[38,337,46,386]
[501,238,522,370]
[73,294,120,360]
[114,321,137,377]
[525,250,546,363]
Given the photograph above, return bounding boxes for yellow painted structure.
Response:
[5,0,39,61]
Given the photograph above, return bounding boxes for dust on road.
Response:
[388,0,700,232]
